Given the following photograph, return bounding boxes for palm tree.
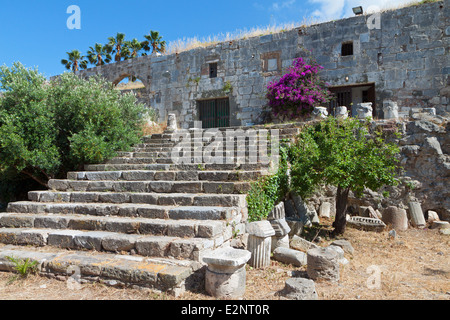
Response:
[107,32,126,62]
[125,38,145,59]
[142,30,166,56]
[87,43,112,66]
[61,50,88,72]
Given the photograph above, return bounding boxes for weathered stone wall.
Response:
[74,0,449,129]
[394,116,449,221]
[299,0,448,117]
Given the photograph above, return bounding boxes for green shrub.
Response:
[246,144,289,222]
[0,62,147,201]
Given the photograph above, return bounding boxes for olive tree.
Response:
[288,116,400,235]
[0,62,146,201]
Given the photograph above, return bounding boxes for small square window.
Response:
[267,58,278,72]
[209,63,217,78]
[341,42,353,56]
[261,51,281,72]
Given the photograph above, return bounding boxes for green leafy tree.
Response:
[0,62,146,201]
[61,50,88,72]
[87,43,112,66]
[288,117,400,235]
[0,63,58,187]
[142,30,166,55]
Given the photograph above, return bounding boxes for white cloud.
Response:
[272,0,296,11]
[309,0,345,21]
[255,0,414,27]
[309,0,415,21]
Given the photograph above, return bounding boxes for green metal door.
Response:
[198,98,230,128]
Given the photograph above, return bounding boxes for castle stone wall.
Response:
[75,0,449,129]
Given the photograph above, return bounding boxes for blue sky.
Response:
[0,0,413,78]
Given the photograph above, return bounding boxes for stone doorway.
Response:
[328,83,376,117]
[198,98,230,128]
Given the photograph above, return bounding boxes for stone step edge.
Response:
[106,158,279,165]
[128,153,278,159]
[134,142,292,149]
[131,143,281,148]
[134,139,285,144]
[7,201,243,221]
[28,190,247,207]
[84,163,274,171]
[139,134,296,142]
[0,227,224,262]
[0,212,228,239]
[112,153,281,158]
[0,244,201,294]
[143,126,301,137]
[47,179,253,194]
[127,145,280,150]
[104,159,274,166]
[148,134,298,140]
[66,170,266,182]
[106,155,280,161]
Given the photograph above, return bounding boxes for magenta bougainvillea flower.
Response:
[266,57,332,118]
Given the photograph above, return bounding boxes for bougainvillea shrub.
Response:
[266,57,332,118]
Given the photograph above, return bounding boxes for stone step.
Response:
[7,201,241,221]
[0,244,201,294]
[142,127,300,143]
[132,144,283,152]
[0,124,303,294]
[47,179,253,194]
[137,137,281,144]
[137,138,265,144]
[130,146,278,153]
[0,227,219,261]
[84,162,273,172]
[116,150,278,158]
[106,157,168,164]
[0,213,226,239]
[139,135,295,146]
[28,191,247,207]
[117,151,169,158]
[66,170,265,182]
[106,156,279,165]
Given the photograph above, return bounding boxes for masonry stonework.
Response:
[75,1,449,129]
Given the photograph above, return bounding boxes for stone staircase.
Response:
[0,124,300,294]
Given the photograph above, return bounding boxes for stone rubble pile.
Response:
[243,198,355,300]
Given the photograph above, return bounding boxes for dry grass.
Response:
[1,221,448,300]
[166,18,319,55]
[164,0,441,55]
[242,223,449,301]
[115,81,146,91]
[142,122,166,136]
[314,226,449,300]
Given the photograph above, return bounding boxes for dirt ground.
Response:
[0,224,448,301]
